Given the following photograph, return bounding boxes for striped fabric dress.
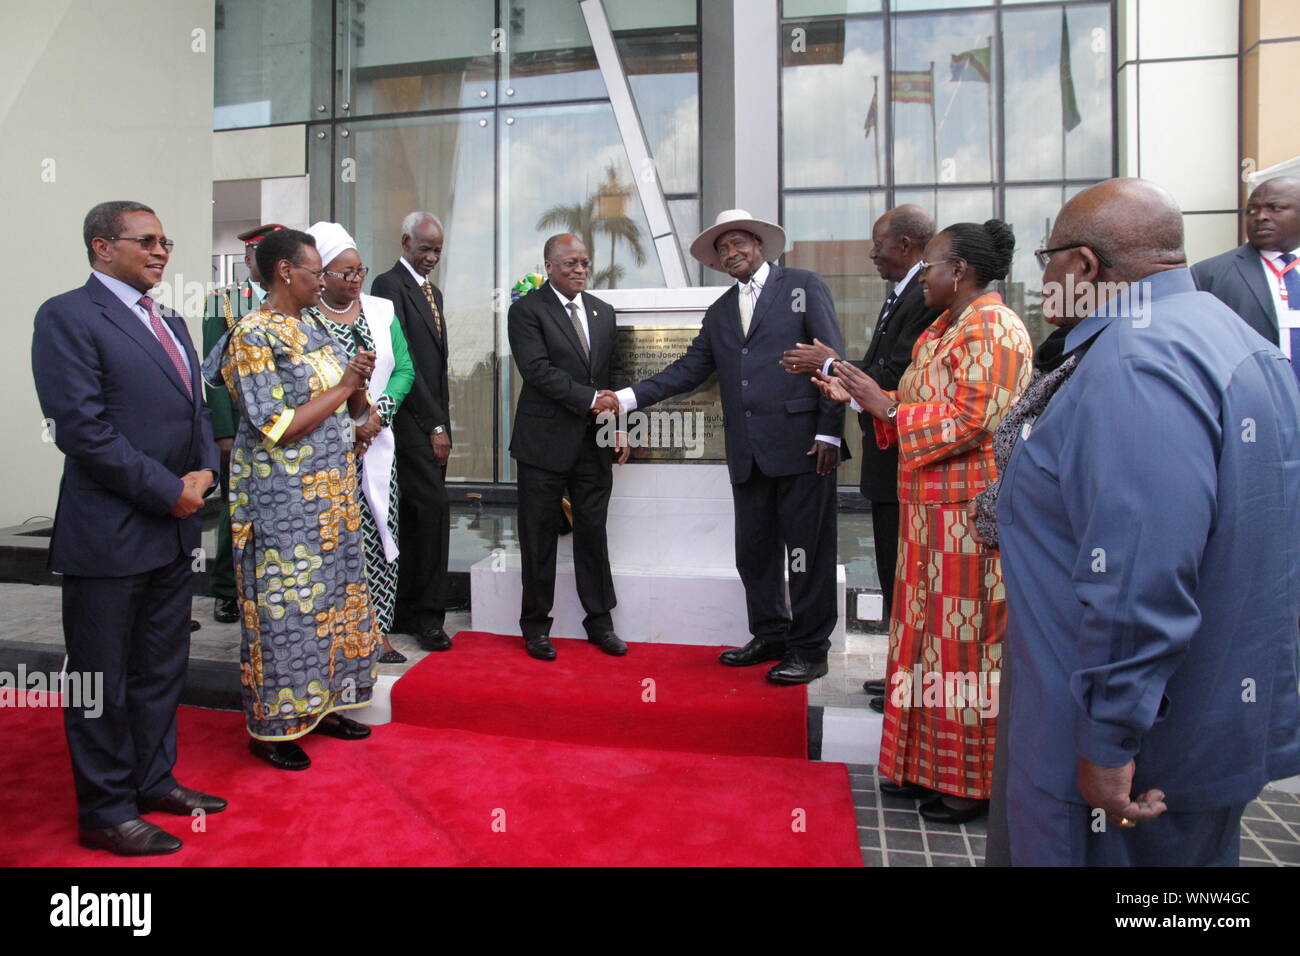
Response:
[873,292,1033,799]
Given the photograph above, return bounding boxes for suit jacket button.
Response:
[741,347,749,355]
[741,379,748,387]
[745,410,752,418]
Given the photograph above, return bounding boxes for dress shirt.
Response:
[549,285,602,411]
[823,261,924,415]
[399,255,430,288]
[1259,247,1300,363]
[617,260,838,446]
[91,270,186,358]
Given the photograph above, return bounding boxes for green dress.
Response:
[212,307,381,741]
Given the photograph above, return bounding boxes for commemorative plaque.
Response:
[608,325,726,463]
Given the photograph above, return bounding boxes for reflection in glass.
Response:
[783,18,886,189]
[1003,185,1069,347]
[668,198,701,285]
[504,0,605,104]
[893,188,993,232]
[328,113,498,481]
[341,0,496,115]
[783,0,881,15]
[214,0,332,129]
[783,191,890,487]
[1003,4,1112,181]
[620,28,700,194]
[891,11,995,185]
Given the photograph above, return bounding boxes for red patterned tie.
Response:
[139,294,192,395]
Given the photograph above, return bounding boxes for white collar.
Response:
[551,284,583,311]
[736,260,771,293]
[400,256,430,286]
[893,260,923,294]
[1259,247,1300,263]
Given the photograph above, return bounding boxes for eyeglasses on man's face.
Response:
[104,235,175,253]
[1035,244,1115,271]
[553,258,592,272]
[324,267,369,282]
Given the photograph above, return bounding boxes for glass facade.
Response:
[214,0,1113,490]
[780,0,1114,484]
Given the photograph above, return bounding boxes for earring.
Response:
[952,275,959,295]
[287,277,292,286]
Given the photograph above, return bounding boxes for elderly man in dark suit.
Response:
[781,205,939,702]
[370,212,453,651]
[508,233,629,661]
[31,200,226,856]
[1192,176,1300,375]
[605,210,847,684]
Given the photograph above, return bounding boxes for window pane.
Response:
[327,112,498,481]
[619,27,700,194]
[893,0,990,10]
[783,18,887,189]
[783,190,891,488]
[893,187,993,229]
[340,0,496,115]
[782,0,882,15]
[1003,184,1068,348]
[504,0,605,104]
[214,0,332,129]
[668,198,702,285]
[605,0,696,29]
[1003,4,1112,181]
[891,11,996,185]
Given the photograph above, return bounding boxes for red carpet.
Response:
[390,631,808,758]
[0,703,860,867]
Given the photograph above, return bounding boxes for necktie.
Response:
[421,280,444,339]
[878,290,898,324]
[567,300,589,359]
[139,295,192,395]
[1280,253,1300,381]
[739,283,755,336]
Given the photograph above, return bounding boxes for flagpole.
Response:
[873,75,881,186]
[987,35,995,184]
[929,61,938,210]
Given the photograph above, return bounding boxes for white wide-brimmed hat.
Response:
[689,209,787,271]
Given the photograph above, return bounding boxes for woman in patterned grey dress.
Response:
[307,222,414,663]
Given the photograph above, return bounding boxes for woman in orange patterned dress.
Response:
[815,220,1033,823]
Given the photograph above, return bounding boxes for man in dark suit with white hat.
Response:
[601,210,847,684]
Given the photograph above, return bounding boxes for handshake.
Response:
[590,389,621,416]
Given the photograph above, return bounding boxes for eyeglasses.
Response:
[1035,244,1114,271]
[917,258,958,275]
[324,267,369,282]
[288,262,326,280]
[104,235,174,253]
[554,258,592,271]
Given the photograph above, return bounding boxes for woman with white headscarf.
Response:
[306,221,415,663]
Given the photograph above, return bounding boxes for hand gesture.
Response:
[1076,758,1167,829]
[807,439,840,476]
[781,338,839,376]
[342,350,376,391]
[591,389,620,416]
[812,369,853,404]
[356,408,383,444]
[831,360,892,418]
[614,430,631,465]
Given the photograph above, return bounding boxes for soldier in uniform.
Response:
[201,223,284,623]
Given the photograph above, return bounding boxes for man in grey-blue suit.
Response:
[32,201,226,857]
[604,210,847,685]
[995,179,1300,866]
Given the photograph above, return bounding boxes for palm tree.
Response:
[535,162,647,289]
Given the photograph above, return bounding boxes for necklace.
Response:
[315,297,353,316]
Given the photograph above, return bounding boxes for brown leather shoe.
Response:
[79,818,182,856]
[139,785,228,815]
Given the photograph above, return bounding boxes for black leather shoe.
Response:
[918,797,988,825]
[868,695,884,713]
[719,637,785,667]
[879,780,933,799]
[79,818,182,856]
[588,632,628,656]
[378,649,407,664]
[765,656,829,685]
[139,785,228,815]
[248,739,311,771]
[312,714,371,740]
[190,619,201,632]
[214,597,239,623]
[525,635,557,661]
[418,627,453,652]
[863,679,885,695]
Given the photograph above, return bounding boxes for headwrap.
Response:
[305,221,358,268]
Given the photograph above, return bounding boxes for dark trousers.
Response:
[516,433,615,639]
[869,499,900,625]
[62,552,192,828]
[731,463,838,660]
[209,459,236,601]
[395,442,449,630]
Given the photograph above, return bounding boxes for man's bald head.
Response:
[871,204,934,281]
[1245,176,1300,253]
[1051,178,1186,282]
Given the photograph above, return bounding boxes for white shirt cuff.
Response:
[820,357,836,376]
[614,386,638,411]
[814,434,840,447]
[849,397,863,414]
[589,391,598,409]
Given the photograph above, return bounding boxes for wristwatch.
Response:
[432,425,446,435]
[886,403,900,420]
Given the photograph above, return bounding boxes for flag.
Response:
[864,85,879,139]
[1060,9,1082,132]
[950,45,991,84]
[891,70,933,105]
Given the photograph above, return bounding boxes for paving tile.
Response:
[1240,838,1270,861]
[883,829,926,852]
[845,763,875,773]
[848,773,874,789]
[1241,859,1278,867]
[1257,839,1300,865]
[1243,819,1295,843]
[1242,803,1273,822]
[880,792,920,810]
[1267,803,1300,824]
[854,807,877,827]
[925,832,969,855]
[861,849,883,867]
[857,827,881,848]
[885,850,929,867]
[931,853,974,867]
[920,818,965,833]
[882,809,922,831]
[854,791,879,807]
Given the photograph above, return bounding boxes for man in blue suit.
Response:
[32,201,227,856]
[604,210,846,684]
[995,179,1300,866]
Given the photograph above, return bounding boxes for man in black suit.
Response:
[370,212,454,651]
[31,201,227,856]
[1192,176,1300,371]
[604,210,846,685]
[508,233,630,661]
[781,205,940,701]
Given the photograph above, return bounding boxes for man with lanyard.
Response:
[201,223,284,624]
